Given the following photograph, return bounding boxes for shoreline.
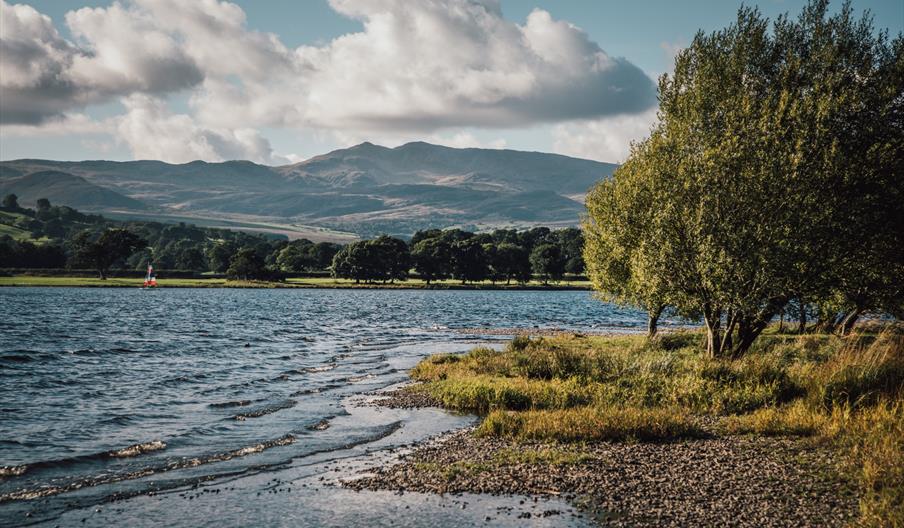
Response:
[333,328,904,526]
[0,275,591,291]
[346,385,858,527]
[342,422,857,527]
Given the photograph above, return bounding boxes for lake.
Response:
[0,288,682,526]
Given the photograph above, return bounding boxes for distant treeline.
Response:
[332,227,584,284]
[0,194,584,283]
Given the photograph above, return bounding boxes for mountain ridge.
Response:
[0,142,617,238]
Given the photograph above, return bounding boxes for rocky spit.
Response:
[350,391,860,527]
[366,386,443,409]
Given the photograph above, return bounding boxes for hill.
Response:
[0,143,617,238]
[0,171,148,211]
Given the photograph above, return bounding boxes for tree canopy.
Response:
[584,0,903,355]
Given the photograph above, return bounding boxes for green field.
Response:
[0,275,591,290]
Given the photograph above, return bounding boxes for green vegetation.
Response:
[2,198,586,285]
[410,329,904,525]
[330,226,584,285]
[584,1,903,353]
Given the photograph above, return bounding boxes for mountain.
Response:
[0,170,148,211]
[0,142,617,238]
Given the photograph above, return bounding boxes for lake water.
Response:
[0,288,681,526]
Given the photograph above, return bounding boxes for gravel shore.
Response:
[351,387,859,526]
[344,428,858,527]
[367,385,443,409]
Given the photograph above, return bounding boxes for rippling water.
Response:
[0,288,681,526]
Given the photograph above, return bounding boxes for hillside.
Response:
[0,171,148,211]
[0,143,617,238]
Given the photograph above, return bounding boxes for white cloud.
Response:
[115,95,287,164]
[274,0,655,132]
[552,108,658,163]
[429,132,507,150]
[1,0,657,161]
[0,0,202,124]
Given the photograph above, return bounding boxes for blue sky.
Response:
[1,0,901,164]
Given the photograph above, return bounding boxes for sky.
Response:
[1,0,901,165]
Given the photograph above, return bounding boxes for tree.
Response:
[584,1,903,353]
[556,228,586,275]
[530,243,566,284]
[492,243,531,284]
[311,242,341,270]
[226,247,268,280]
[35,198,51,213]
[276,240,317,272]
[368,235,410,283]
[70,228,147,279]
[174,244,207,271]
[584,134,671,339]
[330,241,377,283]
[411,237,452,284]
[450,238,488,284]
[2,194,19,211]
[206,241,236,272]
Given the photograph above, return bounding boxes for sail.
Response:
[144,263,158,288]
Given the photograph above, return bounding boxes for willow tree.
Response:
[585,1,902,356]
[584,131,671,338]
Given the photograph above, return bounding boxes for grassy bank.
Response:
[0,275,591,290]
[407,329,904,526]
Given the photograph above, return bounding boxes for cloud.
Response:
[260,0,657,132]
[0,112,110,136]
[3,0,655,127]
[552,108,658,163]
[0,0,202,124]
[1,0,658,160]
[115,95,287,164]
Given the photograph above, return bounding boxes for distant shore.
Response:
[0,275,591,290]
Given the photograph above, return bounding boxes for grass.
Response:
[0,275,591,289]
[412,332,804,415]
[0,222,32,241]
[410,328,904,526]
[0,276,228,288]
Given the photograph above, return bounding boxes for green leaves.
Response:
[585,0,903,355]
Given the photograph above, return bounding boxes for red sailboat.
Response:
[143,263,158,289]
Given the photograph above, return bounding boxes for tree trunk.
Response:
[839,308,863,336]
[646,304,664,339]
[821,313,841,335]
[797,302,807,334]
[721,309,736,353]
[778,309,784,333]
[98,268,107,280]
[729,298,787,357]
[703,306,722,358]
